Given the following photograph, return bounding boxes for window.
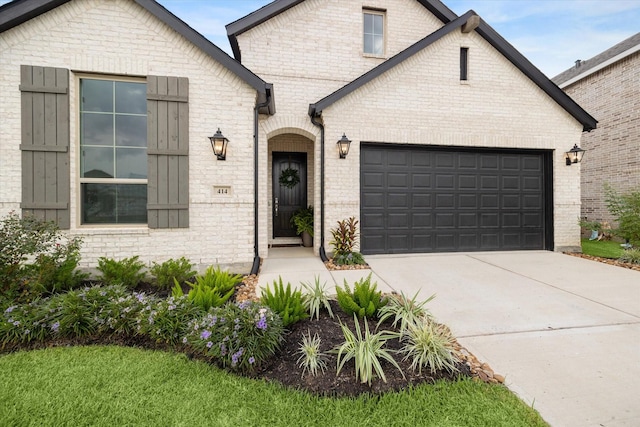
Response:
[363,10,385,56]
[79,78,147,224]
[460,47,469,81]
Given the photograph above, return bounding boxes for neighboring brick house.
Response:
[0,0,596,273]
[553,33,640,226]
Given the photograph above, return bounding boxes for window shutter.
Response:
[147,76,189,228]
[19,65,70,229]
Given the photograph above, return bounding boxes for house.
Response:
[553,33,640,226]
[0,0,596,274]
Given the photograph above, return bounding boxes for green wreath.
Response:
[279,167,300,189]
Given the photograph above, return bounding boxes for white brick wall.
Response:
[0,0,260,272]
[245,2,585,254]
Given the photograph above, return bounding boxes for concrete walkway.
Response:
[258,249,640,427]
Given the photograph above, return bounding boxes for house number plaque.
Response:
[214,186,232,196]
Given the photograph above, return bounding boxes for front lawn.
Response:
[581,238,624,259]
[0,345,547,427]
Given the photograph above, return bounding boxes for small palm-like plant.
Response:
[334,316,403,386]
[378,291,435,335]
[301,276,334,320]
[296,331,328,377]
[401,319,459,375]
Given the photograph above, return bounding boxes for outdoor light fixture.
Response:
[565,144,586,166]
[209,128,229,160]
[337,133,351,159]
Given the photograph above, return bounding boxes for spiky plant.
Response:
[333,316,403,386]
[301,276,334,320]
[377,291,435,335]
[296,331,328,377]
[401,319,459,375]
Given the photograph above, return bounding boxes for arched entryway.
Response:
[268,133,315,246]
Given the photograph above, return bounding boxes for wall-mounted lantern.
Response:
[565,144,586,165]
[337,133,351,159]
[209,128,229,160]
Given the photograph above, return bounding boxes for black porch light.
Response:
[565,144,586,165]
[209,128,229,160]
[337,133,351,159]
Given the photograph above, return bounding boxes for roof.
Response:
[0,0,275,114]
[552,32,640,88]
[228,0,596,132]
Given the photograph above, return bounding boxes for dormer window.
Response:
[363,9,385,56]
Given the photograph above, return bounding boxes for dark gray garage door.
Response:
[360,144,552,254]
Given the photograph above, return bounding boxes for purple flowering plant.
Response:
[185,301,283,373]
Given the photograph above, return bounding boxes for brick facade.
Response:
[561,51,640,225]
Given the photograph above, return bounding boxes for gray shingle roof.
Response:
[552,32,640,86]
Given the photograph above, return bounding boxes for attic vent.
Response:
[575,59,582,68]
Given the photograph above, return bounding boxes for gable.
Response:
[0,0,274,113]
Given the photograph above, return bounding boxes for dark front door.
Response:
[273,152,307,238]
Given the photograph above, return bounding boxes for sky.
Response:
[2,0,639,78]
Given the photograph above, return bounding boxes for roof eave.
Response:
[226,0,305,62]
[0,0,70,33]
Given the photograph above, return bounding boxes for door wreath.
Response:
[279,167,300,188]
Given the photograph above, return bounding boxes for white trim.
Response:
[558,44,640,88]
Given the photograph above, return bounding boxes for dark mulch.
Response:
[249,300,470,397]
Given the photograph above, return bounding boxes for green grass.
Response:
[0,346,547,427]
[581,238,624,259]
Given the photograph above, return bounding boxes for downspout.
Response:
[310,114,329,262]
[251,89,271,275]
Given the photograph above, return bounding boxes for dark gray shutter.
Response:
[147,76,189,228]
[19,65,70,229]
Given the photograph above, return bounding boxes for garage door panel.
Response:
[412,194,432,208]
[361,212,384,228]
[388,212,409,228]
[387,193,408,208]
[360,145,548,254]
[362,192,384,208]
[362,172,384,188]
[412,212,432,228]
[435,194,455,208]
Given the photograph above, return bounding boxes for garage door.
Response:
[360,144,552,254]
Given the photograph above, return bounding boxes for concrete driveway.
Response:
[259,249,640,426]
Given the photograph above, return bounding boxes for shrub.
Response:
[290,206,314,236]
[172,266,242,311]
[185,301,283,372]
[297,331,328,377]
[378,291,435,335]
[335,274,387,318]
[332,251,366,266]
[99,290,157,336]
[330,217,359,254]
[97,256,146,289]
[261,277,309,327]
[334,316,403,386]
[619,248,640,265]
[300,276,334,320]
[29,240,88,295]
[400,320,459,375]
[139,295,203,346]
[0,212,85,301]
[150,257,196,289]
[605,184,640,245]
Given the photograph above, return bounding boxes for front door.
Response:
[272,152,307,238]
